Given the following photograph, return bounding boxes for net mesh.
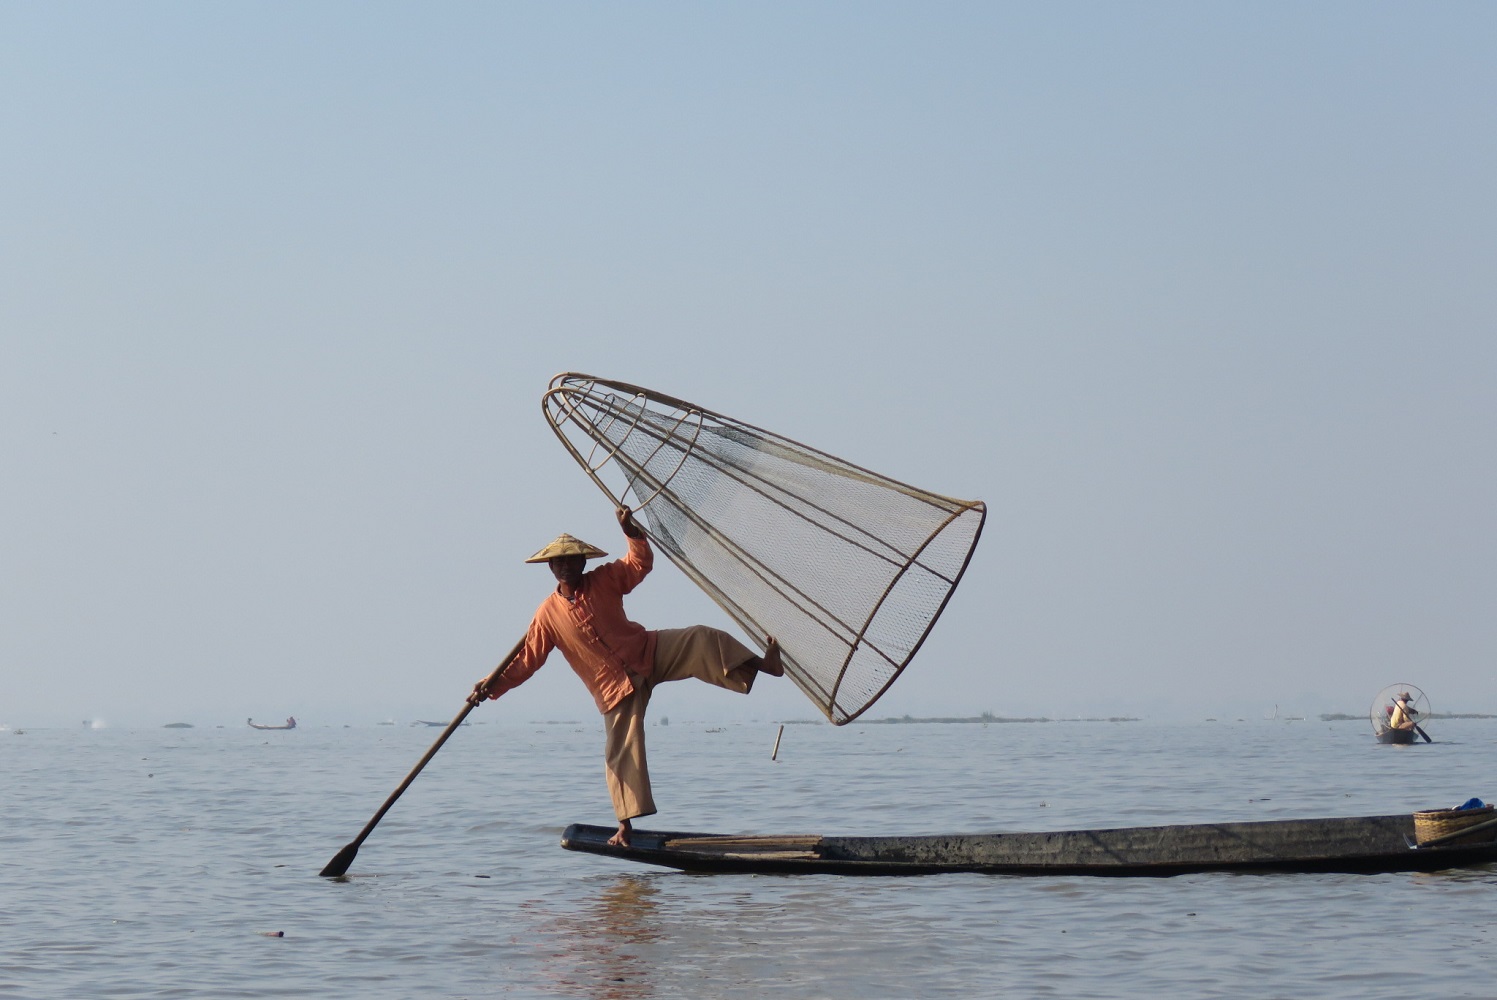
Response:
[542,373,987,725]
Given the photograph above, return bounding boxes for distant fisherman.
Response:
[471,506,782,847]
[1388,693,1418,731]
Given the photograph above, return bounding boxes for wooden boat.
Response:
[560,812,1497,877]
[1375,726,1418,745]
[247,717,297,730]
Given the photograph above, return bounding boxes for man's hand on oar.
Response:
[468,677,496,707]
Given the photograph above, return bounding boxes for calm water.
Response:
[4,715,1496,999]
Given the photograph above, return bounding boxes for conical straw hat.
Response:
[524,533,609,563]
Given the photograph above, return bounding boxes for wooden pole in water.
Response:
[771,724,784,760]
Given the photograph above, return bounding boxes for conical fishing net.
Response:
[542,373,987,725]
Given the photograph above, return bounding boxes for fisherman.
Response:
[1389,693,1418,731]
[471,506,782,847]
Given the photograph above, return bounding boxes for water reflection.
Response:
[535,875,665,999]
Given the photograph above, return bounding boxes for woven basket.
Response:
[1414,805,1497,846]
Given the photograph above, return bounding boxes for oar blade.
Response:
[320,842,359,878]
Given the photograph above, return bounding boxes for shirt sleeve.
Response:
[596,534,653,595]
[488,611,554,699]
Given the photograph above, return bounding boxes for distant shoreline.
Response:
[1320,712,1497,721]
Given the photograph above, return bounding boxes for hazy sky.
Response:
[3,2,1494,729]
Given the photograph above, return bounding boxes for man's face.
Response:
[549,555,586,587]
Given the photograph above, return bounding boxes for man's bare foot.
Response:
[608,819,632,847]
[758,637,784,677]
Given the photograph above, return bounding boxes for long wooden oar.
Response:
[319,636,525,877]
[1414,722,1432,744]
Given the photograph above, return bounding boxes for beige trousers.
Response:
[602,625,758,821]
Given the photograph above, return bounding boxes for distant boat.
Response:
[247,717,297,730]
[163,722,194,729]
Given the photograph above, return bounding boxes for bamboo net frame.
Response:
[541,372,986,725]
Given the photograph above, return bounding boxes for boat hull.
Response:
[560,814,1497,877]
[1376,727,1417,744]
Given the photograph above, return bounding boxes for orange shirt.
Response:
[490,535,659,714]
